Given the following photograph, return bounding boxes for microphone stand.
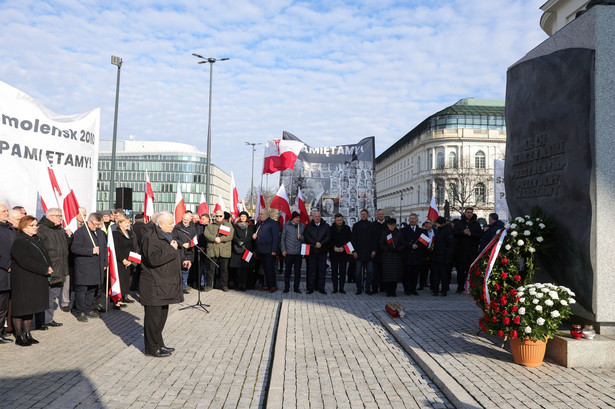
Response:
[177,227,217,313]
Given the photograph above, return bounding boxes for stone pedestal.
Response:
[546,332,615,368]
[505,6,615,335]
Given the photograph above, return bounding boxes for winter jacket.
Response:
[71,225,108,286]
[379,227,405,282]
[0,221,16,291]
[254,217,280,255]
[452,214,483,262]
[172,222,199,263]
[479,220,505,251]
[10,234,51,316]
[230,222,256,268]
[431,224,455,265]
[328,222,352,260]
[37,215,72,285]
[281,220,305,255]
[204,221,234,258]
[139,224,183,306]
[303,220,330,255]
[401,224,427,266]
[351,219,377,262]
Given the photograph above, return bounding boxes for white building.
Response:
[375,98,507,223]
[97,139,230,214]
[540,0,590,35]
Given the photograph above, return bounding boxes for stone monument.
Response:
[504,5,615,335]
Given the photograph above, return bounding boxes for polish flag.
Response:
[301,243,310,256]
[61,177,81,232]
[344,242,354,254]
[229,171,239,219]
[386,233,393,244]
[263,139,304,174]
[427,197,440,222]
[255,186,266,218]
[47,166,62,205]
[174,185,186,225]
[270,185,291,223]
[189,235,199,247]
[418,233,431,247]
[197,192,209,217]
[219,224,231,236]
[242,249,253,262]
[213,194,226,214]
[107,229,122,303]
[128,251,142,264]
[38,192,48,214]
[144,170,155,222]
[296,187,309,225]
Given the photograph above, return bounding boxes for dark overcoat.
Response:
[303,220,330,255]
[0,221,16,291]
[351,219,376,262]
[112,229,139,295]
[452,214,483,263]
[432,224,455,264]
[37,216,72,285]
[328,223,352,261]
[230,222,256,269]
[172,222,198,263]
[10,234,51,316]
[401,224,427,266]
[139,224,183,306]
[254,218,279,255]
[71,225,108,286]
[379,228,405,282]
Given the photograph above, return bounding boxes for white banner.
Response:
[0,80,100,217]
[494,159,510,221]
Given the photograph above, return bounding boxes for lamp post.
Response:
[193,53,229,207]
[109,55,122,210]
[245,141,262,214]
[399,190,403,225]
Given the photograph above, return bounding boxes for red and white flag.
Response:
[47,166,62,205]
[270,185,291,223]
[61,177,81,232]
[427,197,440,222]
[128,251,142,264]
[301,243,310,256]
[197,192,209,217]
[213,194,226,214]
[242,249,253,263]
[144,170,155,222]
[38,192,48,214]
[174,185,186,225]
[296,187,309,225]
[229,171,239,219]
[418,233,431,247]
[107,229,122,303]
[263,139,305,174]
[189,235,199,247]
[344,242,354,254]
[386,233,393,244]
[255,186,266,217]
[219,224,231,236]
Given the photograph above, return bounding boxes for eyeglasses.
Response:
[215,215,224,218]
[50,214,63,218]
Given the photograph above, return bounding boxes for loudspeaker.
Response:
[115,187,133,210]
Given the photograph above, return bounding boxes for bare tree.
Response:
[244,186,278,212]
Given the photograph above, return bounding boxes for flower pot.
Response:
[509,338,547,367]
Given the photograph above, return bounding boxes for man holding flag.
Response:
[253,208,280,292]
[172,211,198,294]
[401,213,426,296]
[203,210,234,292]
[280,211,304,294]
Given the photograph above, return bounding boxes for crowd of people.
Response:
[1,200,500,357]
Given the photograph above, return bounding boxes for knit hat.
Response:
[291,211,300,220]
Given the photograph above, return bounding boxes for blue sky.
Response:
[0,0,548,197]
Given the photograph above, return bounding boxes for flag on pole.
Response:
[189,235,199,247]
[255,186,266,217]
[144,170,155,222]
[213,194,226,214]
[61,177,81,232]
[174,185,186,225]
[219,224,231,236]
[197,192,209,216]
[47,166,62,206]
[242,249,253,262]
[229,171,239,219]
[107,229,122,303]
[301,243,310,256]
[296,187,309,225]
[263,139,305,174]
[128,251,142,264]
[344,242,354,254]
[418,233,431,247]
[427,197,440,222]
[270,185,292,223]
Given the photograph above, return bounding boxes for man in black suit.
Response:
[401,213,426,295]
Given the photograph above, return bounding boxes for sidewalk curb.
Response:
[266,299,287,408]
[374,310,482,409]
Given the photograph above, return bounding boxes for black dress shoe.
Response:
[432,291,438,296]
[356,290,362,295]
[319,290,327,294]
[25,333,39,344]
[441,291,448,297]
[417,286,424,290]
[410,291,419,296]
[77,312,88,322]
[294,289,301,293]
[86,311,100,318]
[162,346,175,352]
[332,289,338,294]
[339,289,346,294]
[47,321,63,327]
[123,298,135,303]
[0,336,13,344]
[15,334,31,347]
[306,290,314,294]
[60,306,71,312]
[283,288,289,293]
[146,349,172,358]
[35,324,49,331]
[183,289,190,294]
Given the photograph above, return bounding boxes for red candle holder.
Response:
[570,324,583,340]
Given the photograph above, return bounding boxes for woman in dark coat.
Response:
[230,212,255,292]
[112,215,139,308]
[379,218,405,297]
[431,217,455,296]
[10,216,52,346]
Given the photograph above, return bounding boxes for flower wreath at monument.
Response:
[466,211,576,343]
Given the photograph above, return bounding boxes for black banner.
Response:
[281,131,376,227]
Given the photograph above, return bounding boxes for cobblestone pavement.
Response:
[0,277,613,408]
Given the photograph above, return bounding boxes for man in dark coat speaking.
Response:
[139,212,183,358]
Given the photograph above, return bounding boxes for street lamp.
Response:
[109,55,122,210]
[193,53,229,206]
[245,141,262,214]
[399,190,403,225]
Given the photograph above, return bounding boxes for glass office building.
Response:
[97,139,230,214]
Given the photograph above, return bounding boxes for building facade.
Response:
[540,0,590,35]
[375,98,507,223]
[97,139,230,214]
